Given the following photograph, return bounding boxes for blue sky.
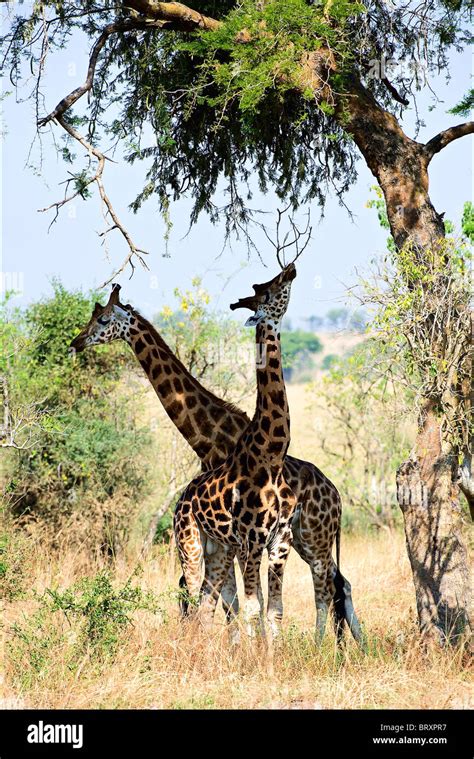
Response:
[1,12,472,326]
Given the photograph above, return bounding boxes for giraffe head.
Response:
[230,263,296,327]
[69,284,132,352]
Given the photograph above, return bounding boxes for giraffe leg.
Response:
[267,524,292,638]
[198,540,237,628]
[242,546,266,638]
[309,559,332,643]
[220,559,240,623]
[174,504,204,617]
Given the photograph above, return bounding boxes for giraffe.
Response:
[173,263,298,634]
[70,283,363,643]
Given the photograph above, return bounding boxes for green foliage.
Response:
[364,198,472,455]
[125,0,363,228]
[321,353,338,371]
[2,2,471,234]
[46,570,162,657]
[2,282,152,552]
[152,511,174,545]
[461,201,474,243]
[7,570,164,687]
[181,0,362,114]
[449,87,474,118]
[281,328,322,379]
[156,277,254,401]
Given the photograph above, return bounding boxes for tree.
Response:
[326,308,349,330]
[281,328,322,380]
[2,0,472,644]
[360,197,472,644]
[305,315,324,331]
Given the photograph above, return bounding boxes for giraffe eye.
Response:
[264,292,270,303]
[97,315,110,326]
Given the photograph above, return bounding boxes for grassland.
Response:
[3,530,472,710]
[2,361,471,711]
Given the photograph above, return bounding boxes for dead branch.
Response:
[124,1,221,31]
[424,121,474,163]
[37,18,165,129]
[39,115,149,286]
[36,16,168,281]
[261,206,312,269]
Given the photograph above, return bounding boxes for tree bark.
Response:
[397,407,471,645]
[331,77,472,645]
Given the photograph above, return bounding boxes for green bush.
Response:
[7,570,165,687]
[1,281,152,553]
[46,571,163,658]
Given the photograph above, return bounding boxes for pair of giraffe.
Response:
[70,268,363,644]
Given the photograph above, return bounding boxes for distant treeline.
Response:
[283,307,368,334]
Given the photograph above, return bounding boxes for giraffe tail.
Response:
[332,566,346,644]
[178,574,190,617]
[332,519,366,649]
[331,518,346,643]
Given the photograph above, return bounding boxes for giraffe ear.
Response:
[244,309,265,327]
[112,304,129,321]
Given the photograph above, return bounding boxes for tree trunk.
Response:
[381,166,472,646]
[396,406,471,645]
[331,79,472,645]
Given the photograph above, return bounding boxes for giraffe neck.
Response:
[240,319,290,468]
[123,309,249,466]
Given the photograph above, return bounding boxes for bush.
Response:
[46,571,163,658]
[321,353,338,371]
[7,570,165,688]
[1,281,152,553]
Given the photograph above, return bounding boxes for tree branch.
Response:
[37,18,165,128]
[124,1,221,31]
[381,77,409,107]
[40,114,149,286]
[424,121,474,163]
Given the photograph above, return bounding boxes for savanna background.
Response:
[1,251,472,709]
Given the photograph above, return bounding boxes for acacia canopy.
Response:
[2,0,472,253]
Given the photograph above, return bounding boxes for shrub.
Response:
[1,282,152,553]
[7,570,165,689]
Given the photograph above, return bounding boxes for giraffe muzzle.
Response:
[69,333,87,352]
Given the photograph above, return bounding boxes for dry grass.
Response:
[2,531,472,710]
